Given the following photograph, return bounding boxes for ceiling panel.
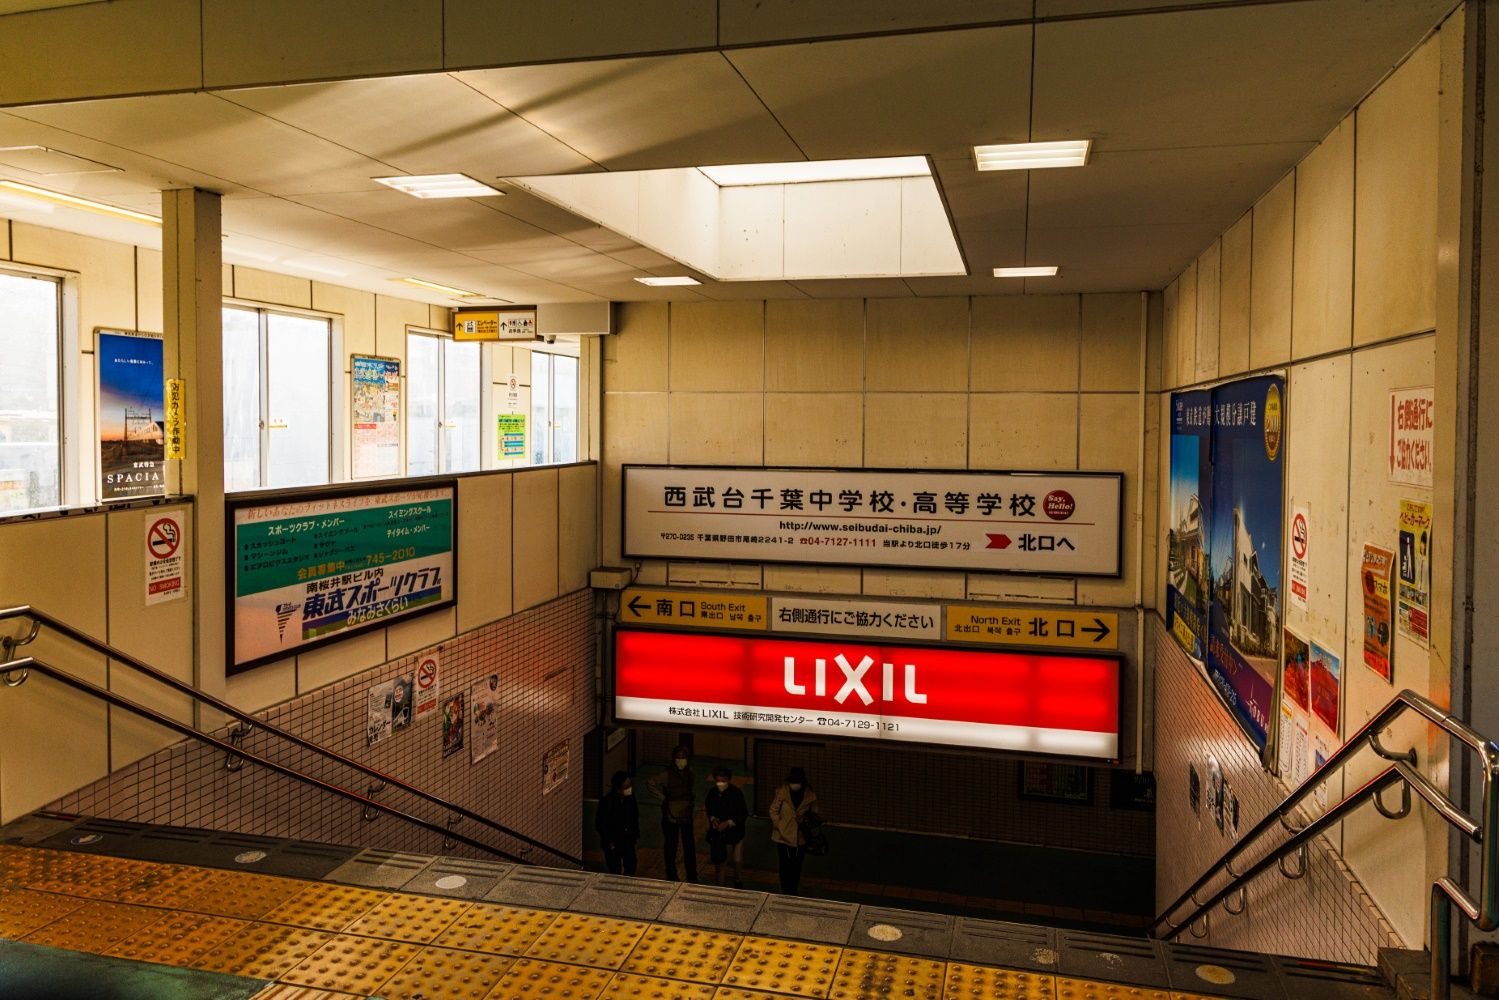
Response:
[286,189,552,252]
[458,53,803,170]
[220,75,596,178]
[727,25,1032,160]
[693,279,811,301]
[788,278,915,300]
[934,158,1027,232]
[1025,222,1222,289]
[0,110,240,196]
[719,0,1030,46]
[1032,0,1452,151]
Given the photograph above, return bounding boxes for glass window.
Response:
[530,352,551,465]
[222,306,333,490]
[406,330,480,476]
[529,349,579,466]
[0,271,62,512]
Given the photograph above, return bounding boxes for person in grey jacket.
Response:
[769,766,818,894]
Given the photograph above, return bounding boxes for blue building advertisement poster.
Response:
[97,330,165,500]
[1167,390,1212,661]
[1205,376,1285,751]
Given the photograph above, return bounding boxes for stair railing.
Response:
[1151,689,1499,1000]
[0,604,581,867]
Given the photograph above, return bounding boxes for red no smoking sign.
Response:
[1291,512,1308,559]
[148,517,181,559]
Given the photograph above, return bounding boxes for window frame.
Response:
[404,325,489,477]
[0,262,78,511]
[528,345,580,467]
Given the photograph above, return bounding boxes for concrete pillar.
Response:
[160,189,223,699]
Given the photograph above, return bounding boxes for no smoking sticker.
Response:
[414,649,441,722]
[145,512,186,606]
[1289,506,1309,612]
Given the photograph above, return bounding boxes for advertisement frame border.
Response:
[95,326,166,504]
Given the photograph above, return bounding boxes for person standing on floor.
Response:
[769,766,818,895]
[705,766,748,889]
[595,771,639,876]
[652,745,698,882]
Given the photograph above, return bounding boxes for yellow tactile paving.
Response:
[1054,981,1170,1000]
[623,925,742,984]
[107,911,249,966]
[10,848,153,899]
[378,945,515,999]
[179,871,309,920]
[110,863,236,907]
[278,931,421,993]
[261,883,390,932]
[830,948,945,999]
[19,898,165,951]
[721,936,842,998]
[342,890,472,942]
[194,921,336,979]
[0,886,85,938]
[525,912,649,970]
[945,962,1057,999]
[489,957,614,998]
[710,990,785,1000]
[602,972,716,998]
[436,902,560,955]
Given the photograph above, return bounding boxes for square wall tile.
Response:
[972,294,1079,392]
[969,393,1076,470]
[865,297,969,391]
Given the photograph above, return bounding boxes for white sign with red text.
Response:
[612,629,1121,760]
[1289,505,1310,612]
[623,465,1123,576]
[414,648,441,722]
[144,512,186,606]
[1389,386,1434,488]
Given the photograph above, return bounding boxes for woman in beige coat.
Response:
[768,766,817,894]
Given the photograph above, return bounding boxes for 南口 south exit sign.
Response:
[620,587,767,631]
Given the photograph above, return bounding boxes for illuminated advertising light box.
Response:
[612,629,1122,761]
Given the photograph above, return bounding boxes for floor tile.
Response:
[830,947,945,999]
[20,898,165,951]
[342,892,472,943]
[623,924,742,984]
[487,957,613,998]
[194,921,336,979]
[721,935,842,998]
[435,902,559,956]
[108,911,249,966]
[377,945,515,999]
[278,932,420,994]
[0,887,85,938]
[524,911,649,970]
[261,884,389,932]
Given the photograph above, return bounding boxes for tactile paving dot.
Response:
[0,887,85,938]
[20,899,166,951]
[435,902,559,956]
[944,963,1057,1000]
[369,944,514,999]
[261,883,390,932]
[278,932,421,993]
[110,864,235,907]
[524,911,649,970]
[192,921,335,979]
[179,872,308,920]
[107,912,248,966]
[604,972,717,998]
[1054,981,1170,1000]
[624,925,743,984]
[343,891,473,943]
[831,948,945,999]
[721,936,842,998]
[488,957,613,998]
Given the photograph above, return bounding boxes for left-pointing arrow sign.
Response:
[627,595,648,616]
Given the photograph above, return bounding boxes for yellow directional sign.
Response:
[620,588,768,632]
[946,605,1119,651]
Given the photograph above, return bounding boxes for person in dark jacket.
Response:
[769,766,818,894]
[705,766,749,888]
[648,745,698,882]
[595,770,639,876]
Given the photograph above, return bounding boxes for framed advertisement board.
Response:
[96,329,165,501]
[351,355,401,479]
[227,482,456,675]
[623,465,1123,577]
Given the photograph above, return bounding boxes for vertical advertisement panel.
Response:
[97,330,165,500]
[1167,390,1213,661]
[1205,376,1285,752]
[351,355,401,480]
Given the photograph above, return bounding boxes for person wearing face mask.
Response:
[648,745,698,882]
[704,766,748,888]
[595,771,639,876]
[769,766,818,894]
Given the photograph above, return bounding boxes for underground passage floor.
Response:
[0,837,1386,1000]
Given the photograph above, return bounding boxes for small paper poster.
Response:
[1389,386,1434,487]
[144,512,186,606]
[1288,506,1310,611]
[1361,544,1395,681]
[414,649,441,722]
[542,740,570,795]
[1310,641,1341,735]
[1278,701,1295,780]
[1314,735,1331,809]
[1396,498,1433,647]
[367,684,392,747]
[1293,714,1311,788]
[441,692,466,758]
[391,675,414,733]
[470,675,500,764]
[1283,628,1310,711]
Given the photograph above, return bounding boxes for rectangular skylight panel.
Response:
[393,276,481,297]
[0,179,159,224]
[973,141,1091,171]
[374,174,503,198]
[700,156,930,187]
[634,276,701,286]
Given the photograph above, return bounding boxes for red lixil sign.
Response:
[613,630,1120,759]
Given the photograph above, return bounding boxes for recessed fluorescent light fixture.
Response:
[393,277,481,297]
[993,266,1059,278]
[699,156,929,187]
[0,179,160,225]
[973,140,1091,171]
[634,276,701,286]
[373,173,503,199]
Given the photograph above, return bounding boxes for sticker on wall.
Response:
[1206,755,1224,832]
[1278,701,1296,779]
[367,683,393,747]
[144,512,186,606]
[1396,499,1433,647]
[1389,386,1434,488]
[1313,736,1331,809]
[165,377,186,461]
[1360,544,1395,683]
[391,674,413,734]
[414,649,441,722]
[497,413,527,461]
[1282,629,1310,711]
[1309,641,1341,735]
[1223,782,1239,838]
[1188,763,1201,816]
[441,692,466,758]
[1293,714,1311,789]
[471,675,500,764]
[542,740,570,795]
[1288,505,1310,612]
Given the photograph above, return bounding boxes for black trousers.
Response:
[662,820,697,882]
[603,840,637,877]
[777,844,806,894]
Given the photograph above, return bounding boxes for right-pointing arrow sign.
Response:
[1082,617,1111,643]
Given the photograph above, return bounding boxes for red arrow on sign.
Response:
[986,533,1012,549]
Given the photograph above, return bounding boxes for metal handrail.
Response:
[0,604,581,867]
[1151,689,1499,1000]
[0,654,526,864]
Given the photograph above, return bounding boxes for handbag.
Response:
[803,813,829,856]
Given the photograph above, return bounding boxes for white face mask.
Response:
[715,781,729,791]
[788,783,803,792]
[674,758,688,770]
[622,787,633,796]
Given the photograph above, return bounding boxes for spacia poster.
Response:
[1205,376,1285,752]
[97,330,166,500]
[1167,390,1213,661]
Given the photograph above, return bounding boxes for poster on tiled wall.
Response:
[1167,390,1213,662]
